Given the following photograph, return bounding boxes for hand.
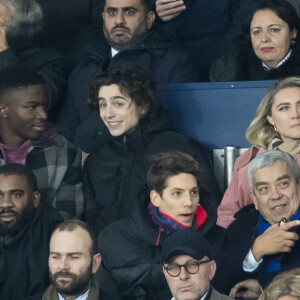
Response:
[0,3,8,52]
[0,26,8,52]
[251,220,300,261]
[81,151,90,167]
[230,279,262,299]
[155,0,186,22]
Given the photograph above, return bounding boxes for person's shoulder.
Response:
[230,204,258,229]
[98,218,133,242]
[45,133,81,160]
[209,49,240,82]
[210,287,233,300]
[234,145,262,170]
[48,133,78,149]
[97,217,140,259]
[152,129,201,149]
[40,203,64,228]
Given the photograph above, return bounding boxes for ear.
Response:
[32,191,40,208]
[292,28,297,39]
[102,11,105,21]
[138,104,148,117]
[250,192,259,211]
[266,114,275,126]
[146,11,155,29]
[297,183,300,205]
[92,253,101,274]
[0,103,8,118]
[208,260,217,280]
[150,190,162,207]
[162,266,168,278]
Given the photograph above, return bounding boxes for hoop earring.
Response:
[274,125,278,132]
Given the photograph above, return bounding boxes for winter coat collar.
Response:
[97,109,173,154]
[234,146,264,170]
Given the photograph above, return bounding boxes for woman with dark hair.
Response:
[210,0,300,81]
[83,65,220,234]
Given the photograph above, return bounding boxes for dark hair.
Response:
[243,0,299,37]
[3,0,43,51]
[147,151,201,196]
[141,0,152,13]
[104,0,152,14]
[0,64,46,99]
[89,65,161,119]
[0,163,37,192]
[52,220,98,256]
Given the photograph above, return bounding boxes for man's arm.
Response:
[34,134,84,219]
[53,141,84,219]
[229,279,262,299]
[213,219,300,294]
[0,25,8,51]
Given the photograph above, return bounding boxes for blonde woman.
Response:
[259,269,300,300]
[217,77,300,228]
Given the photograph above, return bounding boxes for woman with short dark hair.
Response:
[210,0,300,81]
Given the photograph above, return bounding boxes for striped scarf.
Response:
[148,203,207,231]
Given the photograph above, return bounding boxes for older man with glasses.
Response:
[162,230,232,300]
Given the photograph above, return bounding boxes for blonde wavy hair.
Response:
[246,77,300,148]
[259,268,300,300]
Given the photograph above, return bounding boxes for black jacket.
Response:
[36,0,104,54]
[97,188,220,300]
[0,204,63,300]
[59,27,200,143]
[213,204,300,294]
[210,40,300,82]
[83,110,220,235]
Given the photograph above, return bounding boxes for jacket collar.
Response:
[234,146,264,170]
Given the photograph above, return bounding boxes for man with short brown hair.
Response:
[43,220,101,300]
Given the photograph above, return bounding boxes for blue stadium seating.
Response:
[158,80,274,152]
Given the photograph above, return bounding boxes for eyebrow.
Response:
[254,174,291,188]
[24,100,49,106]
[10,189,24,193]
[0,189,24,194]
[251,24,282,29]
[98,96,127,101]
[50,252,83,255]
[169,186,199,192]
[277,174,291,181]
[268,24,283,27]
[105,6,137,11]
[275,101,300,108]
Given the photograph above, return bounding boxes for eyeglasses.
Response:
[163,259,211,277]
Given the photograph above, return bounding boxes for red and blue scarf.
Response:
[148,202,207,231]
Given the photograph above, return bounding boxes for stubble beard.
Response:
[0,205,35,236]
[103,20,147,51]
[50,263,93,297]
